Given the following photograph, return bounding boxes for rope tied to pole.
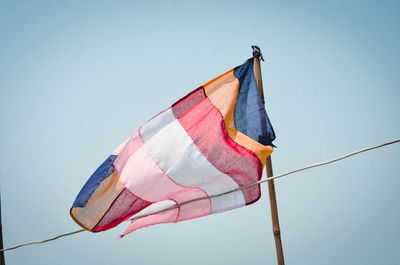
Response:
[252,45,265,61]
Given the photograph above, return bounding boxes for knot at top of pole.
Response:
[251,45,264,61]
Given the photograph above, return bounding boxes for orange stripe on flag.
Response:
[204,70,272,167]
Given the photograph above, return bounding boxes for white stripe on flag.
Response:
[140,108,246,213]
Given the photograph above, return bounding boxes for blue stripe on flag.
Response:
[72,155,117,208]
[234,59,276,146]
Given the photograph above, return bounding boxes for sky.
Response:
[0,0,399,264]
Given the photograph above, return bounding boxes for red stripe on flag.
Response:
[172,87,263,205]
[93,188,151,232]
[171,86,205,118]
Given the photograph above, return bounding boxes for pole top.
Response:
[251,45,264,61]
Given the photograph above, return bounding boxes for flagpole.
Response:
[0,192,5,265]
[252,46,285,265]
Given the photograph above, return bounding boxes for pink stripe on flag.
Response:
[121,186,212,236]
[172,87,263,205]
[113,130,211,235]
[172,190,210,222]
[121,201,178,237]
[113,131,143,173]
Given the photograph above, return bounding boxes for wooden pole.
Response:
[252,47,285,265]
[0,192,5,265]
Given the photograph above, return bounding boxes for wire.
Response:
[128,139,400,221]
[1,138,399,252]
[1,229,85,251]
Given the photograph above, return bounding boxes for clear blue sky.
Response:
[1,1,399,264]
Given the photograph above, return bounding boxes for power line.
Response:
[1,138,399,252]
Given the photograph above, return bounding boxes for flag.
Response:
[70,56,275,237]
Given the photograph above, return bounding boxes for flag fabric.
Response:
[70,56,275,237]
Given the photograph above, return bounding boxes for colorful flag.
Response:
[70,56,275,237]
